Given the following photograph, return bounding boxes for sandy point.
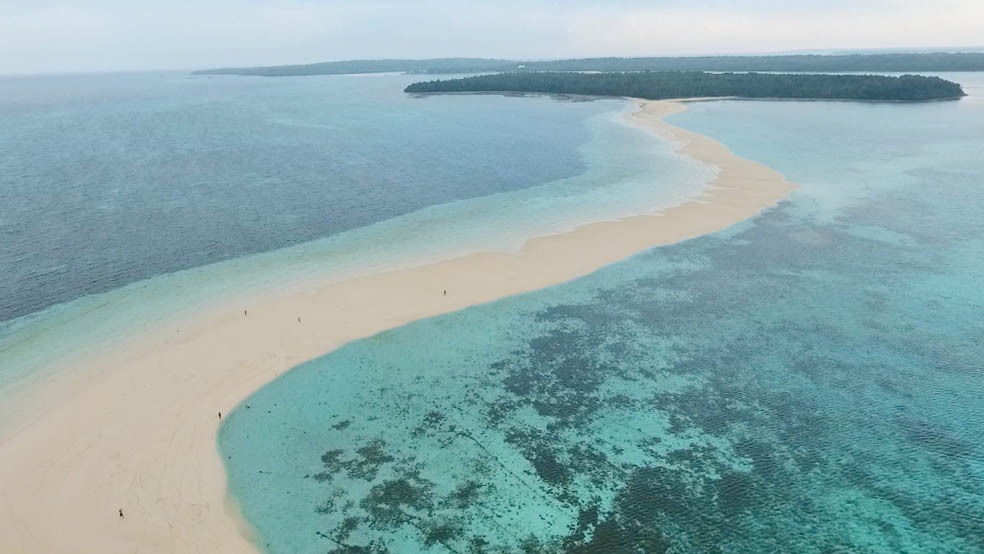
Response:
[0,99,795,553]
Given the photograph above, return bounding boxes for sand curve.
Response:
[0,99,795,553]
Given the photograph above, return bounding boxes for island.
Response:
[509,52,984,73]
[194,52,984,77]
[193,58,515,76]
[404,71,966,102]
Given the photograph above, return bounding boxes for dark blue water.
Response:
[0,72,610,322]
[220,80,984,553]
[1,74,711,400]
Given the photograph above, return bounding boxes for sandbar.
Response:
[0,99,795,553]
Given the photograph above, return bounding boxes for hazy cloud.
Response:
[1,0,982,74]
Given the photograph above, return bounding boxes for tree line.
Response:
[193,58,514,76]
[404,72,966,102]
[521,53,984,73]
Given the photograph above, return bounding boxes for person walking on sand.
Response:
[218,411,222,420]
[244,309,247,317]
[119,508,124,519]
[443,289,447,296]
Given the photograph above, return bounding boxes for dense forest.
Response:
[194,52,984,76]
[404,72,966,102]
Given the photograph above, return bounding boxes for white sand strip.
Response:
[0,100,795,553]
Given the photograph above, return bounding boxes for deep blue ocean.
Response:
[217,74,984,553]
[0,72,708,395]
[0,72,609,322]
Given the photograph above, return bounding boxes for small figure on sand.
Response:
[218,411,222,420]
[244,309,247,317]
[297,316,301,323]
[119,508,124,519]
[443,289,447,296]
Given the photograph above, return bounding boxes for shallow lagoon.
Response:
[221,76,984,553]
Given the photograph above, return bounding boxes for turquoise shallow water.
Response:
[221,76,984,553]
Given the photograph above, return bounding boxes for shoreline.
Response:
[0,99,796,553]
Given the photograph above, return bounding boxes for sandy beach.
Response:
[0,99,795,554]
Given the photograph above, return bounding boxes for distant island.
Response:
[194,52,984,76]
[193,58,514,76]
[504,52,984,73]
[404,72,966,102]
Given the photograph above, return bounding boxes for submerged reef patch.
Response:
[222,159,984,552]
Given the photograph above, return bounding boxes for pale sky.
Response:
[1,0,983,74]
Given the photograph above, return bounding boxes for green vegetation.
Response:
[404,71,966,102]
[193,52,984,76]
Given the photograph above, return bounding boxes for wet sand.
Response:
[0,99,795,553]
